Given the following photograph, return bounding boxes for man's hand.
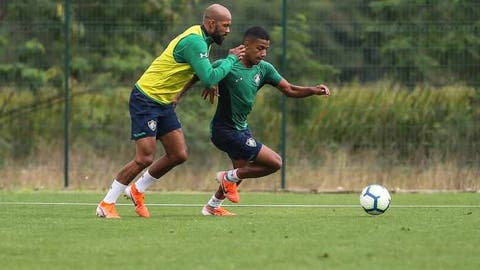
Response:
[229,44,246,60]
[201,86,218,104]
[314,84,330,96]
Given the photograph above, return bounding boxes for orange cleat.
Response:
[216,171,240,203]
[201,204,236,216]
[125,183,150,218]
[96,201,120,219]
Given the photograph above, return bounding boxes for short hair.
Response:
[243,26,270,42]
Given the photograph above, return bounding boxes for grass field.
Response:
[0,191,479,270]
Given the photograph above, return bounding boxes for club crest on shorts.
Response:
[246,138,257,147]
[147,120,157,131]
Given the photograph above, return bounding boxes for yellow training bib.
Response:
[136,25,204,104]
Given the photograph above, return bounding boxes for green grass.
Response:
[0,191,479,270]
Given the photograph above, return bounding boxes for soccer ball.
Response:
[359,184,391,215]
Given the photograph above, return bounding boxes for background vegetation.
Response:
[0,0,479,191]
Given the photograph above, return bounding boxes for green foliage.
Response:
[0,37,50,90]
[369,0,480,86]
[292,83,479,164]
[2,0,480,93]
[69,87,130,156]
[0,64,15,82]
[17,39,46,65]
[1,1,480,172]
[1,83,478,164]
[46,66,64,90]
[0,63,48,90]
[0,87,64,160]
[70,56,92,81]
[100,42,153,82]
[67,0,191,84]
[270,13,339,83]
[0,0,192,92]
[18,65,48,91]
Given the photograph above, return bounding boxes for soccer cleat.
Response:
[201,205,236,216]
[216,171,240,203]
[124,183,150,218]
[96,201,120,219]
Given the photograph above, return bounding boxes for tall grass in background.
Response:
[0,82,478,191]
[285,82,478,161]
[254,82,479,191]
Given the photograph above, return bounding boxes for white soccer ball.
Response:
[359,184,391,215]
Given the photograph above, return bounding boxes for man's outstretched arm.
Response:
[276,79,330,98]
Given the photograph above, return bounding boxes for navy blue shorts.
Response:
[129,86,181,140]
[211,123,263,161]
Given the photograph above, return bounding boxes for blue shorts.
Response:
[129,86,181,140]
[211,123,263,161]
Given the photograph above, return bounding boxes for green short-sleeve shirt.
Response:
[212,60,283,130]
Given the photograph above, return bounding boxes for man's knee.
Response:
[266,154,282,172]
[168,150,188,165]
[134,154,154,168]
[271,157,282,172]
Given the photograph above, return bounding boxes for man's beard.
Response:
[211,27,225,45]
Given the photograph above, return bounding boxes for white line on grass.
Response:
[0,202,479,208]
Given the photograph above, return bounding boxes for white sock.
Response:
[207,194,224,208]
[134,170,158,193]
[226,169,241,183]
[103,180,127,204]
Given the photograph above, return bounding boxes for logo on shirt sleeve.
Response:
[254,73,261,86]
[199,52,209,58]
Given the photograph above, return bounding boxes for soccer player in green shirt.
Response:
[177,26,330,215]
[96,4,245,219]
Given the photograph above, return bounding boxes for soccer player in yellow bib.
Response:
[96,4,245,218]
